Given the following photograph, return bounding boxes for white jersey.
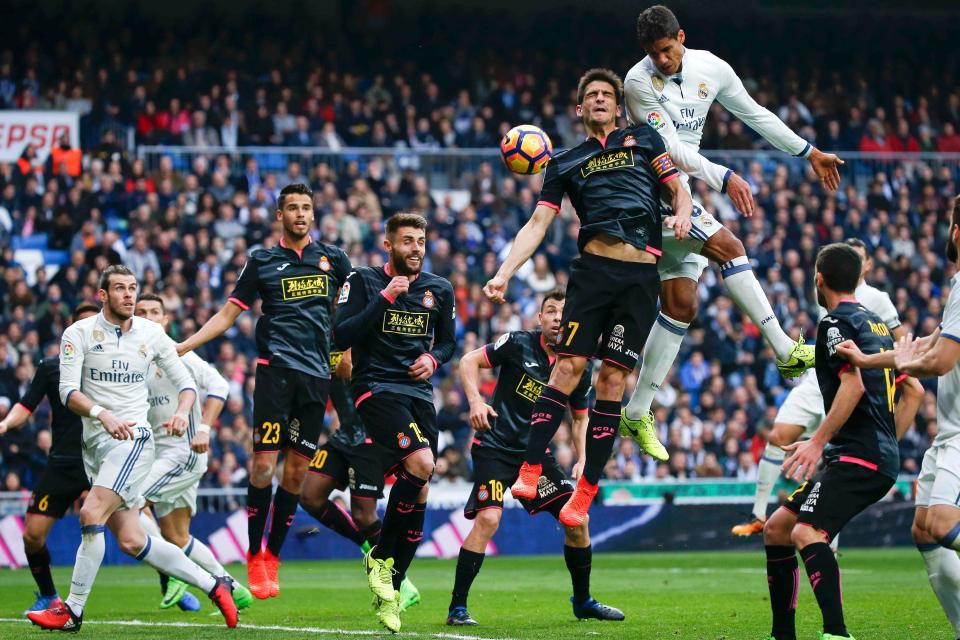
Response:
[935,274,960,445]
[815,282,901,332]
[59,312,196,448]
[624,48,811,194]
[147,350,229,457]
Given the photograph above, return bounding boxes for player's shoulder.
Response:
[317,241,348,260]
[421,270,453,292]
[351,264,381,280]
[684,48,728,71]
[181,350,207,368]
[508,329,539,348]
[133,316,170,341]
[65,314,98,337]
[624,57,655,86]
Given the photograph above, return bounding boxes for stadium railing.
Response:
[137,146,960,191]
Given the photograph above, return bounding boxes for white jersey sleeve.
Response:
[58,322,85,407]
[151,328,196,395]
[856,283,902,331]
[714,54,811,158]
[941,285,960,340]
[182,351,230,402]
[624,72,730,192]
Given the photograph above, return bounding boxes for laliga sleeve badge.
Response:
[319,255,331,272]
[423,290,435,308]
[397,432,412,449]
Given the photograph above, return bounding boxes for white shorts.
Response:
[657,199,721,282]
[83,426,155,509]
[141,449,208,518]
[915,440,960,508]
[774,372,825,436]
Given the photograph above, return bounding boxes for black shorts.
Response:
[556,253,660,370]
[253,364,331,459]
[307,440,394,500]
[356,392,438,467]
[464,446,573,519]
[27,459,90,518]
[782,461,895,540]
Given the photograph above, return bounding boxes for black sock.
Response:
[450,548,485,610]
[564,544,592,603]
[266,487,300,557]
[158,572,170,595]
[305,500,366,546]
[801,542,846,637]
[374,470,426,561]
[523,386,570,465]
[583,400,621,484]
[26,546,57,597]
[359,519,382,547]
[393,503,426,589]
[247,484,273,555]
[765,545,799,640]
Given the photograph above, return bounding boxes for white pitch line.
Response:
[0,617,515,640]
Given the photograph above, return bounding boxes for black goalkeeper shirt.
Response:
[17,356,82,461]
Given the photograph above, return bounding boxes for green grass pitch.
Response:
[0,548,950,639]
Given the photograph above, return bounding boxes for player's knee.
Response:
[166,531,190,549]
[552,357,586,389]
[595,364,628,399]
[762,516,791,546]
[926,511,960,543]
[474,509,502,537]
[705,229,745,264]
[22,528,45,552]
[789,523,826,549]
[299,491,327,514]
[405,453,435,482]
[766,429,788,448]
[564,523,589,546]
[351,502,378,529]
[117,528,148,557]
[660,292,697,324]
[79,503,106,527]
[250,459,275,486]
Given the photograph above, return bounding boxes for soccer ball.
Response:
[500,125,553,175]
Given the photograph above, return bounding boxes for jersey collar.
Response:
[838,297,859,304]
[538,332,557,368]
[383,261,420,283]
[279,235,313,260]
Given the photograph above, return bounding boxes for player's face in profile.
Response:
[134,300,168,329]
[851,246,871,278]
[644,30,686,76]
[277,193,314,240]
[75,310,98,323]
[577,81,621,129]
[538,299,564,344]
[815,272,827,308]
[948,223,959,263]
[386,226,426,276]
[100,275,138,321]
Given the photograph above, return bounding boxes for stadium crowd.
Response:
[0,4,958,500]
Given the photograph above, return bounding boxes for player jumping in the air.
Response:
[837,196,960,639]
[0,303,98,615]
[732,239,923,536]
[447,288,624,626]
[135,294,253,611]
[484,68,692,527]
[298,348,421,611]
[178,183,352,599]
[620,5,845,444]
[761,244,917,640]
[28,265,237,631]
[334,213,456,633]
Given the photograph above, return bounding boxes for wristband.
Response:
[89,405,105,419]
[197,423,211,434]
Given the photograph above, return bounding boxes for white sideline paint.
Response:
[0,618,517,640]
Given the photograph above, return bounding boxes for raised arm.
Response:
[483,204,556,304]
[177,300,242,356]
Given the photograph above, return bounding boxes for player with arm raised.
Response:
[27,265,236,632]
[620,5,845,443]
[0,303,99,616]
[134,294,253,611]
[334,213,456,633]
[176,183,352,599]
[484,68,692,528]
[447,288,623,627]
[732,238,924,536]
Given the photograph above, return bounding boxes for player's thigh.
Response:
[91,427,155,510]
[348,442,391,501]
[158,507,193,546]
[107,506,148,554]
[555,254,622,359]
[252,364,295,455]
[914,444,939,510]
[303,443,349,493]
[464,448,516,520]
[795,463,895,542]
[532,455,575,519]
[597,263,660,371]
[658,200,717,280]
[763,505,798,544]
[768,423,807,449]
[151,466,204,520]
[287,373,331,460]
[27,461,90,520]
[358,393,434,467]
[141,455,184,504]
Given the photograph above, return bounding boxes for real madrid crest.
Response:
[319,255,331,272]
[698,82,709,99]
[423,290,435,309]
[138,344,147,358]
[93,329,105,342]
[651,75,665,92]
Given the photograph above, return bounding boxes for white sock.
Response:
[920,545,960,636]
[137,535,217,594]
[720,257,794,360]
[752,443,785,520]
[65,524,107,616]
[625,313,688,420]
[184,536,229,579]
[139,511,162,538]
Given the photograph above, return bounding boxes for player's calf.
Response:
[927,505,960,549]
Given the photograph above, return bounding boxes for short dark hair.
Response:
[98,264,136,291]
[277,183,313,210]
[844,237,867,251]
[72,303,100,322]
[541,287,566,311]
[816,243,862,294]
[137,292,165,312]
[386,212,428,239]
[637,5,681,46]
[577,68,623,106]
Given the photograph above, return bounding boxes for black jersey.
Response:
[537,124,679,255]
[334,265,457,404]
[328,350,366,450]
[817,300,900,479]
[228,238,351,379]
[477,330,592,455]
[17,356,82,461]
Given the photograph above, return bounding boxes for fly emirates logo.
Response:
[89,359,146,384]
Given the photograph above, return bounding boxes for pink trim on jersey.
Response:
[602,357,633,371]
[255,358,270,366]
[380,290,396,304]
[482,345,493,368]
[354,391,373,408]
[838,363,852,376]
[279,236,310,260]
[228,297,249,311]
[645,246,663,257]
[894,373,908,386]
[839,298,859,304]
[572,408,589,414]
[423,353,439,371]
[591,408,621,417]
[660,172,679,184]
[537,200,561,213]
[15,402,32,415]
[838,455,878,471]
